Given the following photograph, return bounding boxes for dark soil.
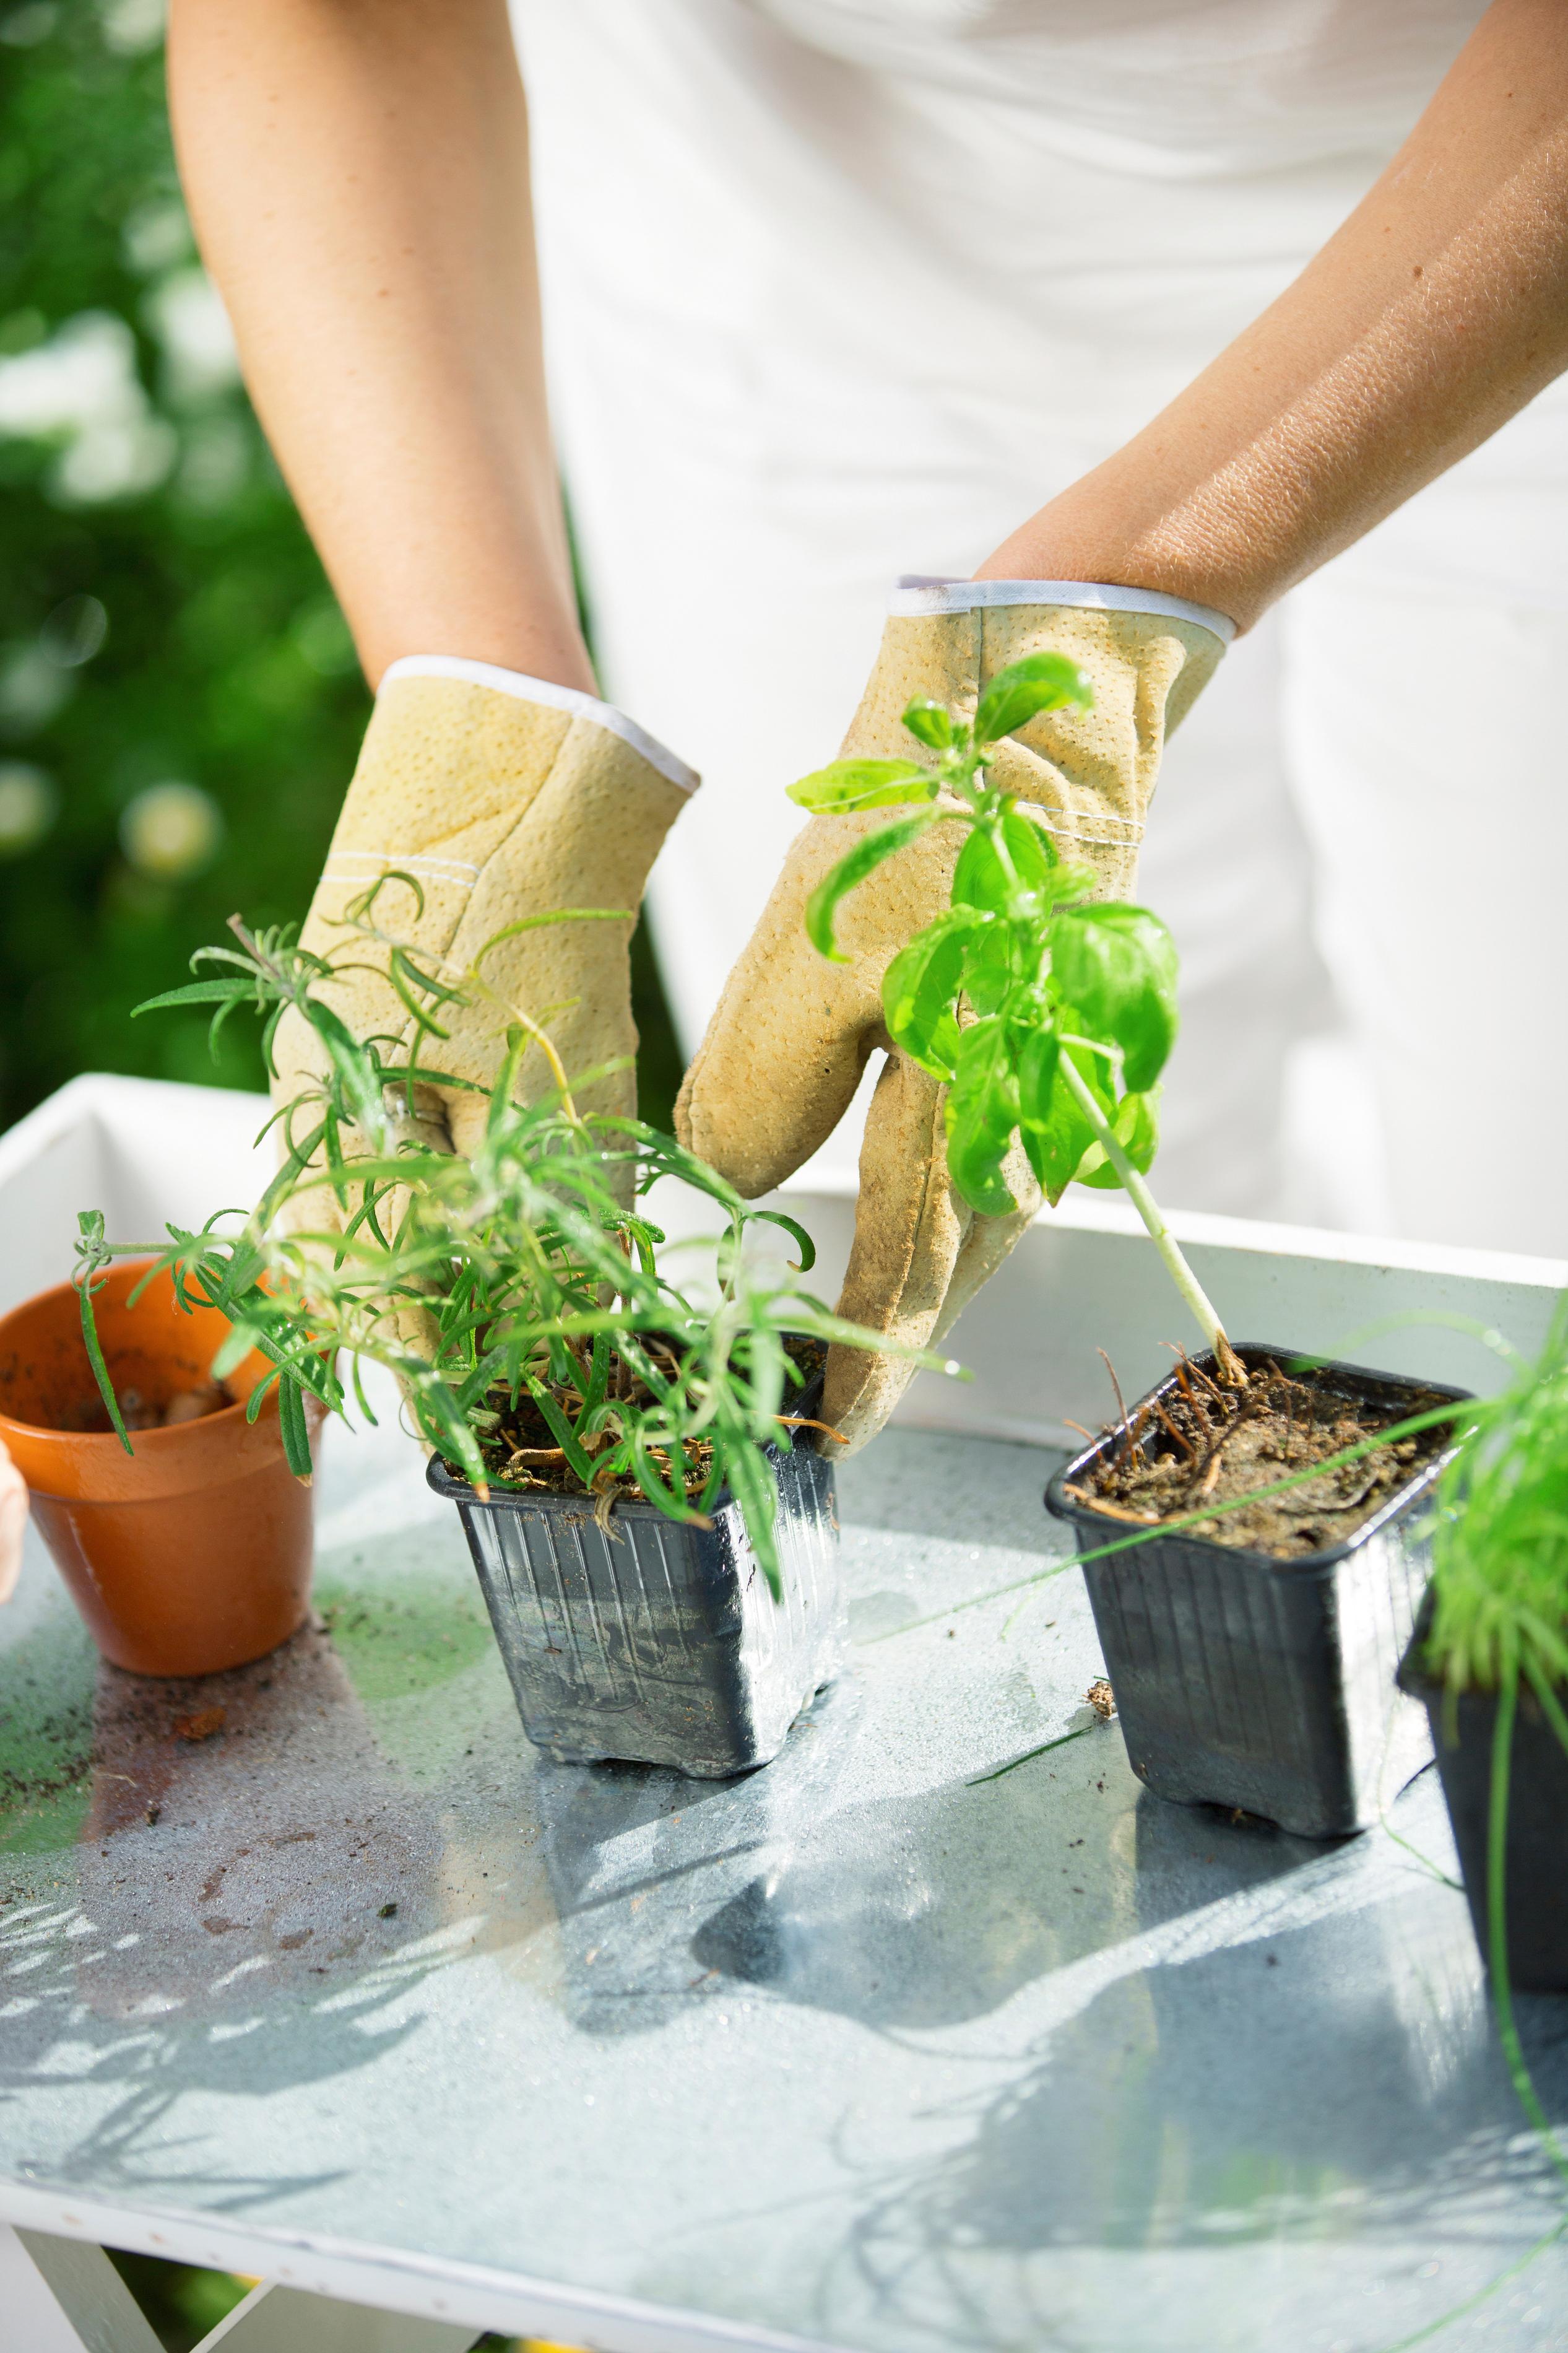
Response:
[68,1381,230,1435]
[472,1334,829,1503]
[1071,1353,1455,1558]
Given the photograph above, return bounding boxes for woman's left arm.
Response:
[979,0,1568,630]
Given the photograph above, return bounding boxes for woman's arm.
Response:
[979,0,1568,630]
[167,0,592,692]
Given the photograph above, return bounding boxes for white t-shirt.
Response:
[735,0,1488,174]
[514,0,1490,441]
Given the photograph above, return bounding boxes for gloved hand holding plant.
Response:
[678,583,1232,1449]
[271,659,698,1240]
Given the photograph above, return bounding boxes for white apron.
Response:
[510,0,1568,1254]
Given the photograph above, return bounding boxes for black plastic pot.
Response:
[1046,1345,1470,1840]
[428,1378,840,1778]
[1398,1591,1568,1991]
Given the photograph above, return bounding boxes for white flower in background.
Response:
[98,0,164,56]
[142,266,240,404]
[120,780,222,880]
[0,311,175,503]
[0,643,72,732]
[121,197,193,279]
[0,311,136,436]
[0,762,58,857]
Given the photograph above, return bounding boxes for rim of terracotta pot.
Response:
[0,1258,300,1503]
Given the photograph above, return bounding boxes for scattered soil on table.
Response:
[1070,1354,1456,1558]
[467,1334,829,1503]
[171,1706,227,1744]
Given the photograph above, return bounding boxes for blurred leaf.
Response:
[951,805,1059,913]
[1076,1085,1162,1188]
[804,810,939,961]
[974,651,1093,746]
[901,696,953,750]
[787,757,936,814]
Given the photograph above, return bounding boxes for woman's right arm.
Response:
[167,0,592,694]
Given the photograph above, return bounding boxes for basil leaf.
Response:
[1076,1087,1163,1188]
[958,917,1015,1016]
[1018,1020,1109,1206]
[1015,1022,1061,1140]
[974,651,1093,746]
[943,1017,1020,1216]
[901,697,954,751]
[1049,903,1179,1092]
[787,759,937,814]
[952,806,1060,913]
[882,905,989,1079]
[805,810,941,961]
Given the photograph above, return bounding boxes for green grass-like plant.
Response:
[1425,1304,1568,1707]
[787,652,1242,1380]
[1415,1306,1568,2227]
[74,898,910,1596]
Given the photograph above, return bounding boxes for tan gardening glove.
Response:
[676,581,1231,1454]
[272,654,696,1219]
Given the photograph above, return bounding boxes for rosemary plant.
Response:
[74,898,905,1596]
[787,651,1243,1381]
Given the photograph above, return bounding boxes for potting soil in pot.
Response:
[73,1379,233,1434]
[471,1334,829,1504]
[1068,1355,1453,1556]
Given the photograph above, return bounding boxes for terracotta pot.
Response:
[0,1259,321,1676]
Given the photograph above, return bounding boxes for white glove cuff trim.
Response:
[890,576,1236,645]
[379,655,701,795]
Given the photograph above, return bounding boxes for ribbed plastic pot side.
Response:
[1398,1592,1568,1991]
[0,1261,320,1676]
[1046,1345,1471,1841]
[429,1375,841,1778]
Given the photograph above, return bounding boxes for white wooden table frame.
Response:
[2,2217,485,2351]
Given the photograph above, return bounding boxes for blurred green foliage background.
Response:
[0,0,681,1137]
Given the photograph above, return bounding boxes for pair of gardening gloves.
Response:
[275,590,1227,1452]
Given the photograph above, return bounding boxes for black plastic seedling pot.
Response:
[428,1378,841,1779]
[1046,1346,1471,1840]
[1398,1591,1568,1991]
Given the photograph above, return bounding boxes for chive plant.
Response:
[74,899,902,1596]
[787,651,1244,1381]
[1418,1306,1568,2191]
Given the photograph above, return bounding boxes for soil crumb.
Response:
[172,1706,226,1743]
[469,1334,829,1502]
[1071,1352,1455,1558]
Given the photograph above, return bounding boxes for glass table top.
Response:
[2,1396,1566,2352]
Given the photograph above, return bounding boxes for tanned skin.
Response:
[170,0,1568,666]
